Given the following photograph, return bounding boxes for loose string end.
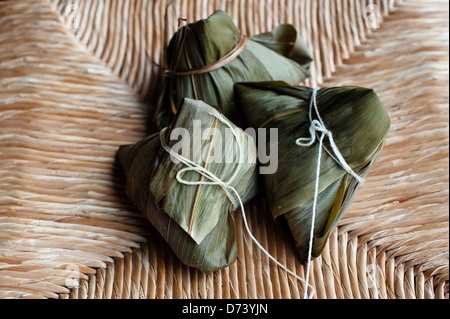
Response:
[228,186,316,299]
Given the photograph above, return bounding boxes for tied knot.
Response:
[297,88,365,184]
[295,119,331,147]
[159,112,241,209]
[174,165,237,209]
[176,167,230,188]
[164,35,248,76]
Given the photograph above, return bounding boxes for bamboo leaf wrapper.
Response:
[118,98,258,272]
[155,10,312,130]
[235,81,390,262]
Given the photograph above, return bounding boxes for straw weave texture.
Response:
[0,0,448,299]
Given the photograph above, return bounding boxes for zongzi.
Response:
[155,10,313,129]
[234,81,390,263]
[118,98,258,272]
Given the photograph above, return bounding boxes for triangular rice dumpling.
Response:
[234,81,390,263]
[154,10,312,130]
[118,98,258,272]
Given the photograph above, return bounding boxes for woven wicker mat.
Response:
[0,0,448,299]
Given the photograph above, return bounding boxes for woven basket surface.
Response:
[0,0,448,299]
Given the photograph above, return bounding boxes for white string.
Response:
[296,88,365,183]
[295,87,365,299]
[160,110,316,299]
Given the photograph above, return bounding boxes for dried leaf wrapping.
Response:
[234,81,390,262]
[154,10,312,130]
[118,98,258,272]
